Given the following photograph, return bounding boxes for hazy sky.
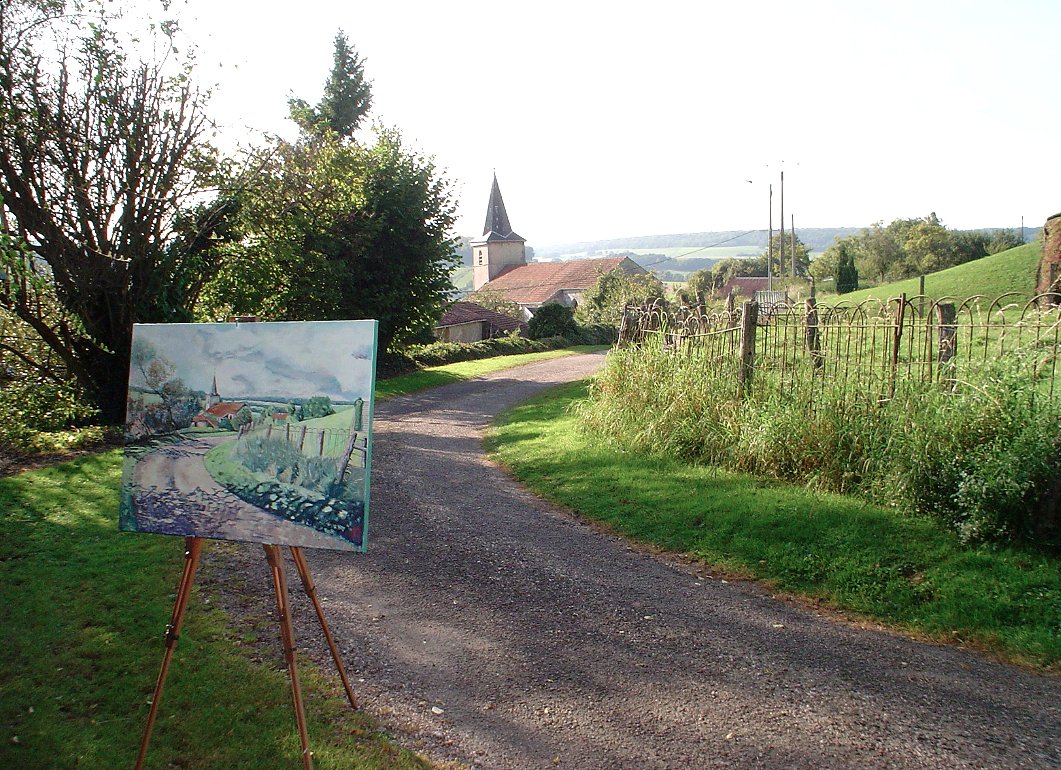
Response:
[131,321,378,401]
[159,0,1058,247]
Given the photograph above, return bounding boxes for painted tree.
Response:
[0,1,234,422]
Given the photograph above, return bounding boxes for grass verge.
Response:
[376,345,606,401]
[486,381,1061,673]
[0,451,430,769]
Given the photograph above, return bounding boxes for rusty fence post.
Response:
[805,297,824,371]
[889,293,906,399]
[738,301,758,397]
[936,302,957,388]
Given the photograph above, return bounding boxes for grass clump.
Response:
[581,344,1061,550]
[488,382,1061,671]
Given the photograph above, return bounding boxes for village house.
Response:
[434,300,527,343]
[190,375,246,429]
[469,174,647,319]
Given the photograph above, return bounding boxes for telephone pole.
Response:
[779,170,785,280]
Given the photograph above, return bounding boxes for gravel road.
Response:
[210,352,1060,769]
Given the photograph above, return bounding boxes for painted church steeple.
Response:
[207,373,221,408]
[471,173,527,290]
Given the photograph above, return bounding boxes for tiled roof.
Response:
[437,302,526,335]
[484,257,636,304]
[205,402,244,418]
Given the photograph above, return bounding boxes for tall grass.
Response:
[582,344,1061,550]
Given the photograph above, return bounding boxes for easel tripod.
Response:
[134,537,357,770]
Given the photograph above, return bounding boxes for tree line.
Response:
[809,214,1023,293]
[0,1,457,425]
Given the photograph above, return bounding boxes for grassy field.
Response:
[487,381,1061,672]
[825,242,1042,305]
[0,453,430,770]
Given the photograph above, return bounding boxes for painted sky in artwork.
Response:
[130,321,377,402]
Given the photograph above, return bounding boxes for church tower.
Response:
[471,174,527,291]
[207,373,221,408]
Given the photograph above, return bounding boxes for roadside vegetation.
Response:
[487,381,1061,671]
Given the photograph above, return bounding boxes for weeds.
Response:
[582,344,1061,549]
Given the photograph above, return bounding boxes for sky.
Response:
[152,0,1059,248]
[130,321,378,402]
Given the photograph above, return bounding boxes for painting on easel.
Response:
[119,320,377,552]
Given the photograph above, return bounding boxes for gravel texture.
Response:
[208,352,1060,769]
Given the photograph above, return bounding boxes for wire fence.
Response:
[238,418,368,473]
[618,293,1061,404]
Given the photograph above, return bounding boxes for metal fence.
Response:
[618,294,1061,403]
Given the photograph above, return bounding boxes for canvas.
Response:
[119,320,377,552]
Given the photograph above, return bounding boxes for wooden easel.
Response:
[134,537,358,770]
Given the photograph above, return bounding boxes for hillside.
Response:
[829,241,1042,304]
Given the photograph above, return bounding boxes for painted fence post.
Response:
[318,429,326,458]
[352,398,364,432]
[336,428,360,483]
[297,425,308,453]
[738,301,758,397]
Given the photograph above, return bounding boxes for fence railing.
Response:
[618,294,1061,402]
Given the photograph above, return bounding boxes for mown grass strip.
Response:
[0,451,430,770]
[376,346,606,401]
[486,381,1061,672]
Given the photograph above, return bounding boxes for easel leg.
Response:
[290,546,359,709]
[264,544,314,770]
[135,536,203,770]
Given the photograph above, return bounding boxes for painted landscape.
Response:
[119,320,377,552]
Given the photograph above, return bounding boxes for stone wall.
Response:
[1037,213,1061,299]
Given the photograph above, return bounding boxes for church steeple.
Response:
[482,172,521,240]
[471,173,527,291]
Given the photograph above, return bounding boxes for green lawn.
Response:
[0,453,430,769]
[827,242,1042,305]
[486,381,1061,672]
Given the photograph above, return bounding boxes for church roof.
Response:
[483,257,639,305]
[473,173,523,243]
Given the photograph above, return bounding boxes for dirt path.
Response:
[130,435,350,550]
[210,352,1060,769]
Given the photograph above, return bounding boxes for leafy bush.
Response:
[581,345,1061,549]
[528,303,578,340]
[0,377,97,453]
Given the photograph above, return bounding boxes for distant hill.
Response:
[533,228,864,258]
[829,241,1042,304]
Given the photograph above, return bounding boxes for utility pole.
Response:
[768,184,773,291]
[779,170,785,281]
[1020,215,1024,244]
